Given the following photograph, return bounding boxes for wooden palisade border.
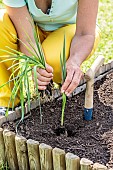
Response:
[0,128,108,170]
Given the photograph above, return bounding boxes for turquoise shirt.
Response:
[3,0,78,31]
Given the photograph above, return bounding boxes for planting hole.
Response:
[54,125,75,137]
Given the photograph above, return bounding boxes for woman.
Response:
[0,0,100,115]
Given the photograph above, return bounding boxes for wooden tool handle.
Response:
[84,56,104,109]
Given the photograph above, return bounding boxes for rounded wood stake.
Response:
[3,129,10,136]
[0,128,5,167]
[15,135,29,170]
[52,147,66,170]
[39,143,53,170]
[111,60,113,68]
[3,131,18,170]
[93,163,107,170]
[27,139,41,170]
[90,56,104,75]
[85,56,104,80]
[66,152,80,170]
[105,62,111,72]
[80,158,93,170]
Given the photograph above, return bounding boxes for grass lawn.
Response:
[81,0,113,71]
[97,0,113,62]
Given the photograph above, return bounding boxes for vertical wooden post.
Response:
[111,60,113,68]
[27,139,41,170]
[80,158,93,170]
[53,148,66,170]
[3,131,18,170]
[0,128,5,167]
[15,135,29,170]
[39,143,53,170]
[93,163,107,170]
[66,153,80,170]
[3,129,10,135]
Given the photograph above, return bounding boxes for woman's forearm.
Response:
[68,0,98,67]
[69,34,95,66]
[6,6,37,56]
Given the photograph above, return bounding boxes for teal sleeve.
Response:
[3,0,26,7]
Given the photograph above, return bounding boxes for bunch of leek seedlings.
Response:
[0,24,67,127]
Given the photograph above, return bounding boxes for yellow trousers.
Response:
[0,9,100,107]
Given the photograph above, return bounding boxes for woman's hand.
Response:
[61,58,83,96]
[33,63,53,90]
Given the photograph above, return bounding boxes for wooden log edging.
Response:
[0,128,109,170]
[27,139,41,170]
[0,60,113,126]
[0,128,5,167]
[3,130,18,170]
[15,135,29,170]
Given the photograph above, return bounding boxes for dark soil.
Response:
[2,72,113,168]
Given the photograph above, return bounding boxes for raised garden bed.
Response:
[1,70,113,169]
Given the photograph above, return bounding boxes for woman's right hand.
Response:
[5,6,53,91]
[33,63,53,90]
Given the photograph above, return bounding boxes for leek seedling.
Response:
[60,36,67,126]
[0,22,46,125]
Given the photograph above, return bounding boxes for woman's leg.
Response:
[42,24,100,84]
[0,9,20,108]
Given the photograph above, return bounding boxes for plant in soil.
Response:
[60,35,67,126]
[0,21,68,129]
[55,35,70,136]
[0,22,46,125]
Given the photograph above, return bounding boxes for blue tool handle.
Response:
[84,108,93,120]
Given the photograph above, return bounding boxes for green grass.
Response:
[97,0,113,63]
[82,0,113,72]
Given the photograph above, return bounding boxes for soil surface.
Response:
[2,72,113,168]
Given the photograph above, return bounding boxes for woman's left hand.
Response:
[61,58,83,96]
